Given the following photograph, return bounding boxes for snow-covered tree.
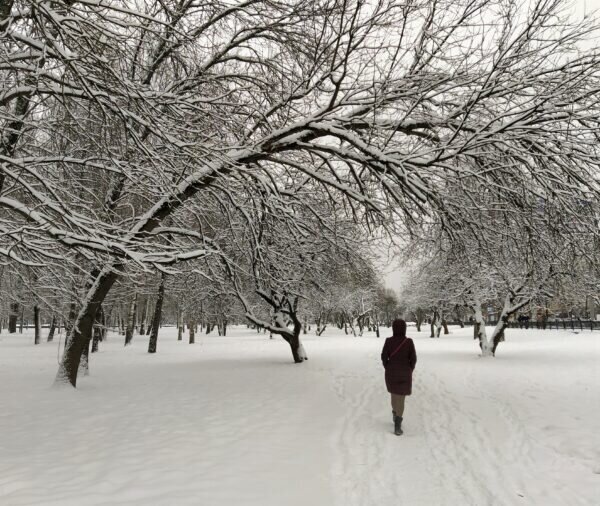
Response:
[1,0,599,385]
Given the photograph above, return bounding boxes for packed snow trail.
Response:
[325,328,600,506]
[0,326,598,505]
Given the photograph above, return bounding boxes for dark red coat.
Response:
[381,336,417,395]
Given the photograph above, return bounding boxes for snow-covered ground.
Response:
[0,325,599,505]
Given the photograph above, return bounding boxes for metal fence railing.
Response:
[448,320,600,331]
[506,319,600,331]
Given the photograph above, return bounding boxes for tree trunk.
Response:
[280,322,307,363]
[79,336,91,376]
[47,315,57,342]
[430,309,442,337]
[64,300,79,348]
[124,293,137,346]
[415,308,424,332]
[33,304,41,345]
[148,274,166,353]
[55,267,120,387]
[101,307,108,341]
[8,302,19,333]
[91,324,102,353]
[139,297,149,335]
[442,318,449,335]
[177,307,183,341]
[91,306,103,353]
[19,305,24,333]
[277,306,307,362]
[189,320,195,344]
[473,299,494,356]
[145,301,153,335]
[119,310,126,335]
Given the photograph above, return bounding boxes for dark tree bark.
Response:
[139,297,148,335]
[101,308,108,341]
[189,320,195,344]
[79,336,91,376]
[91,306,103,353]
[119,310,126,335]
[145,301,153,335]
[55,268,120,387]
[217,317,227,336]
[124,293,137,346]
[430,309,442,338]
[148,273,166,353]
[414,308,424,332]
[33,305,41,345]
[177,307,183,341]
[64,300,78,347]
[8,302,18,333]
[47,315,57,342]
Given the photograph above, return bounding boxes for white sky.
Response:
[578,0,600,16]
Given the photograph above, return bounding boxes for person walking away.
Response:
[381,319,417,435]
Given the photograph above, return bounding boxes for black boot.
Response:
[394,415,403,436]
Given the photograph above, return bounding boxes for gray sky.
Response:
[579,0,600,16]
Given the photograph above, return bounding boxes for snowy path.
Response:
[0,326,599,505]
[325,328,600,506]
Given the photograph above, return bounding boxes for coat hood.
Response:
[392,319,407,338]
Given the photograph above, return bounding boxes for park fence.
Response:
[453,320,600,331]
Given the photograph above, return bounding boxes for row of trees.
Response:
[399,175,599,354]
[0,243,404,344]
[1,0,599,385]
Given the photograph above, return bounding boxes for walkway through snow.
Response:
[0,326,598,505]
